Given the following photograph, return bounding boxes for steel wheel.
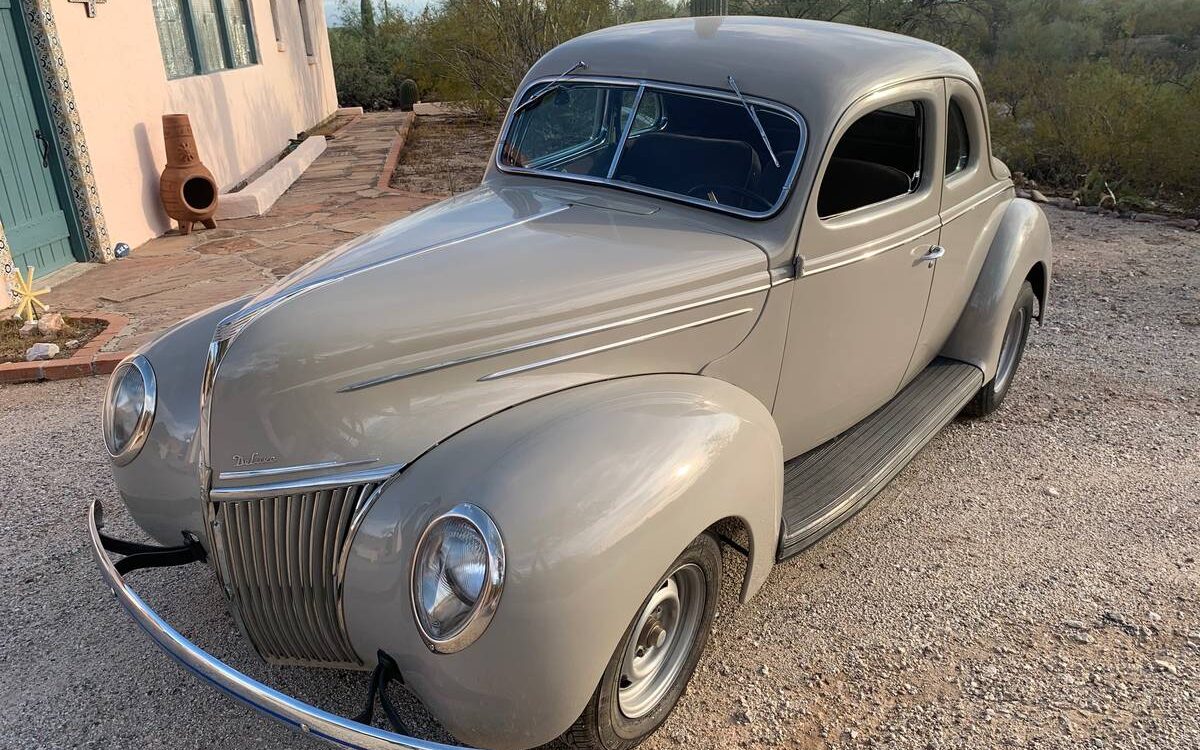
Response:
[617,563,706,719]
[992,303,1027,393]
[561,533,721,750]
[962,280,1036,419]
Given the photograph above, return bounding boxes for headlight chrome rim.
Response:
[103,355,156,466]
[411,502,505,654]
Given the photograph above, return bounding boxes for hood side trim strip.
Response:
[209,465,405,502]
[478,307,756,381]
[338,283,771,393]
[217,458,380,482]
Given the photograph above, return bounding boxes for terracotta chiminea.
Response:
[159,114,218,235]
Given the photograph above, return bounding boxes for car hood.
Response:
[206,184,770,489]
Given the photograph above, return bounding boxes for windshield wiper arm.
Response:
[728,75,779,169]
[512,61,588,117]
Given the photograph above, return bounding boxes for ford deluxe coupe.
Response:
[90,17,1051,750]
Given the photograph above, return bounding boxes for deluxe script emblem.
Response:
[232,452,278,468]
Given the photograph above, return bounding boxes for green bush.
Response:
[987,59,1200,209]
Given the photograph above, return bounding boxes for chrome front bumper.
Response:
[87,498,466,750]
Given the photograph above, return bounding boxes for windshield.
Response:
[498,81,805,217]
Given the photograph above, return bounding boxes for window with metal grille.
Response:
[150,0,259,79]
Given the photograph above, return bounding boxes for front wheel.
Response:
[561,533,721,750]
[963,280,1036,418]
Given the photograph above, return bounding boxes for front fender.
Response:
[341,375,782,750]
[940,198,1052,380]
[110,296,249,546]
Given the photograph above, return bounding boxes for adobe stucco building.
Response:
[1,0,338,301]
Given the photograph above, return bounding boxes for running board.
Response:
[777,357,983,560]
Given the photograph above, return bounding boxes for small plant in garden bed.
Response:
[389,112,500,196]
[0,316,107,364]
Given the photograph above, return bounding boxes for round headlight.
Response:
[103,356,156,465]
[411,503,505,653]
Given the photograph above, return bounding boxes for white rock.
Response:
[1153,659,1178,676]
[25,342,60,361]
[1045,486,1061,497]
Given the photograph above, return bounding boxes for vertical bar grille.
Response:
[211,480,379,668]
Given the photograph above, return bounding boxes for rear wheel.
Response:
[963,280,1035,418]
[561,533,721,750]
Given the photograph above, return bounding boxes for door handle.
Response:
[34,129,50,169]
[920,245,945,262]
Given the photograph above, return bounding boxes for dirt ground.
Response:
[0,316,106,363]
[0,207,1196,750]
[389,112,500,195]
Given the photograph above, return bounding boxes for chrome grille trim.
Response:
[211,480,382,668]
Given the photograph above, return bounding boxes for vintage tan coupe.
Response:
[90,16,1051,750]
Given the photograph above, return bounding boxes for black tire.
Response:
[561,533,722,750]
[963,280,1036,418]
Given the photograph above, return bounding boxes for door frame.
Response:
[1,0,111,307]
[2,0,87,267]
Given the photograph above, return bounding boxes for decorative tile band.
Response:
[1,220,14,308]
[20,0,112,264]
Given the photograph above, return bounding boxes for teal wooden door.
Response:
[0,0,79,273]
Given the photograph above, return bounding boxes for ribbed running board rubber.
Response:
[777,357,983,560]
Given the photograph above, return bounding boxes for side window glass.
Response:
[817,100,923,218]
[946,99,970,176]
[629,92,664,135]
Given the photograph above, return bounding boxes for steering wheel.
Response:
[685,184,773,212]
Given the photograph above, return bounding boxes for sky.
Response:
[323,0,432,25]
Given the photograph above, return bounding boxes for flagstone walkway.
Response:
[45,111,437,352]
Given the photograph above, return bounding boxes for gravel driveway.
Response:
[1,207,1196,749]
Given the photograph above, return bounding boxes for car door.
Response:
[0,0,79,274]
[773,79,947,459]
[902,77,1012,384]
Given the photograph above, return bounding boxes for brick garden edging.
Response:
[0,312,129,385]
[376,111,416,193]
[374,111,453,201]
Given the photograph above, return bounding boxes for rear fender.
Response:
[341,374,782,749]
[940,198,1052,380]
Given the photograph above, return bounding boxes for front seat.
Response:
[616,132,762,197]
[817,157,912,217]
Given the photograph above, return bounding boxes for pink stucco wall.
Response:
[51,0,338,248]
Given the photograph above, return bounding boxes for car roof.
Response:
[524,17,979,137]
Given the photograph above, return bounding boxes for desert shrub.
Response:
[987,59,1200,209]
